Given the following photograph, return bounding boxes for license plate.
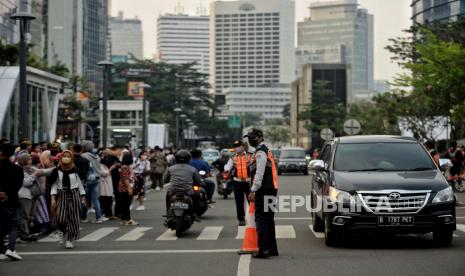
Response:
[173,202,189,209]
[377,216,414,226]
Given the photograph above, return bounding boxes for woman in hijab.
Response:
[35,151,54,234]
[99,150,117,219]
[49,150,86,249]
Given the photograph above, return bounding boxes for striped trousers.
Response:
[56,188,81,242]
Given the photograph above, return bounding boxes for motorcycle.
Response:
[164,193,194,237]
[216,171,233,199]
[195,170,210,217]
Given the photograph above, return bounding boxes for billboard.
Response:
[127,82,145,98]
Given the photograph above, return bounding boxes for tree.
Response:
[265,126,290,147]
[386,19,465,140]
[299,80,346,136]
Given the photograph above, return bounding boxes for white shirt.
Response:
[251,143,268,193]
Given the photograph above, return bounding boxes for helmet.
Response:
[175,150,191,163]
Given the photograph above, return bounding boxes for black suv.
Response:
[310,136,456,246]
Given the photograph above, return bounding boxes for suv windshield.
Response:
[333,143,436,172]
[203,151,219,158]
[280,150,305,159]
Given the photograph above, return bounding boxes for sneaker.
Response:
[130,204,134,210]
[155,187,161,191]
[0,254,8,260]
[65,241,74,249]
[136,205,145,211]
[88,208,95,214]
[120,220,128,226]
[91,219,103,224]
[80,219,89,223]
[125,219,139,226]
[101,216,110,222]
[5,249,22,261]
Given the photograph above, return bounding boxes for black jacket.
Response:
[73,154,90,182]
[0,158,24,208]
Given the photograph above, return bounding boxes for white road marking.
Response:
[275,217,312,220]
[20,249,238,256]
[156,229,178,241]
[79,227,119,242]
[116,227,152,241]
[308,225,324,239]
[237,254,251,276]
[275,225,296,239]
[197,226,223,240]
[456,224,465,233]
[236,226,245,239]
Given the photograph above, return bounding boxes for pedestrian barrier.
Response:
[238,202,259,254]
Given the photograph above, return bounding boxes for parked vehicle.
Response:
[310,136,456,247]
[278,147,308,175]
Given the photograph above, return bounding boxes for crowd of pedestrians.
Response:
[0,138,170,261]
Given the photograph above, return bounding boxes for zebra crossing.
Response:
[36,223,465,243]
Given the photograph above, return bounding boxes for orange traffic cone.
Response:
[238,202,259,254]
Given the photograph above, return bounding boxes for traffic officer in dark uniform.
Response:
[245,128,279,259]
[224,140,252,226]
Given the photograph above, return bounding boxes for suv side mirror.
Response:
[439,159,452,170]
[309,160,326,172]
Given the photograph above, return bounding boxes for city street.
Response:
[1,175,465,276]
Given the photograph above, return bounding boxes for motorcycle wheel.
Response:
[175,217,184,237]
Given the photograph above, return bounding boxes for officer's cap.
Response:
[243,128,263,139]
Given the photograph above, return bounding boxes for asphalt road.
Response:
[1,174,465,276]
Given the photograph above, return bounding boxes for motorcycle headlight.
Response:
[432,186,454,203]
[329,187,355,203]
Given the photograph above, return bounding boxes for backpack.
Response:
[86,161,97,183]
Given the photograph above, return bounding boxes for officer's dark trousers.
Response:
[233,181,250,221]
[254,188,278,254]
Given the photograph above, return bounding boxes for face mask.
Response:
[61,157,72,164]
[235,147,244,154]
[248,137,259,148]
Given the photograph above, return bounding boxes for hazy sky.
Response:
[110,0,412,81]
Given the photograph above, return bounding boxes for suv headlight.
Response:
[329,187,355,203]
[432,186,454,203]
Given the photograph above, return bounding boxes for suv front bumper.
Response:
[326,202,456,235]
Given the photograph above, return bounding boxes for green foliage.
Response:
[299,80,346,136]
[265,126,290,147]
[385,18,465,140]
[0,42,18,65]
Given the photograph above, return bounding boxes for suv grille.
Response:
[358,191,430,214]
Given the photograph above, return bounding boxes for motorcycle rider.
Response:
[224,141,252,226]
[163,150,201,220]
[189,149,215,204]
[212,150,230,188]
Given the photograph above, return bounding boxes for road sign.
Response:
[320,128,334,141]
[343,119,361,135]
[228,116,241,129]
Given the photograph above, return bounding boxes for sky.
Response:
[110,0,412,81]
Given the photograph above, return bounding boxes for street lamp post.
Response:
[174,107,182,148]
[180,114,187,148]
[10,12,36,140]
[137,83,151,148]
[97,60,113,148]
[186,118,192,149]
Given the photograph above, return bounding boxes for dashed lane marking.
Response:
[79,227,119,242]
[116,227,152,241]
[197,226,224,240]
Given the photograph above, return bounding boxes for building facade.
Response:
[0,0,16,45]
[411,0,465,24]
[110,11,143,61]
[291,63,350,149]
[224,84,291,120]
[297,0,373,101]
[373,79,391,95]
[156,14,209,74]
[47,0,108,95]
[210,0,295,100]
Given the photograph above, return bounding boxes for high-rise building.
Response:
[374,79,390,95]
[156,14,210,74]
[0,0,17,45]
[47,0,108,94]
[210,0,295,102]
[411,0,465,24]
[297,0,373,102]
[110,11,143,61]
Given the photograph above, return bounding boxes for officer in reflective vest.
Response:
[245,128,278,259]
[224,140,252,226]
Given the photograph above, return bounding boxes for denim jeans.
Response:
[80,180,102,220]
[0,207,19,253]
